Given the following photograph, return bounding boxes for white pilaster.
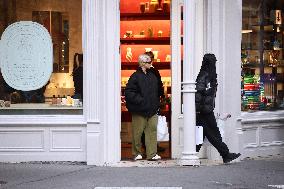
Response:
[83,0,102,165]
[83,0,120,165]
[171,0,183,158]
[179,0,200,166]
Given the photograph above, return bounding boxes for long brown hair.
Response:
[74,53,83,69]
[72,53,83,75]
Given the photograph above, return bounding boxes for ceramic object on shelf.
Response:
[145,48,152,52]
[140,2,146,13]
[0,100,4,107]
[157,0,163,11]
[145,2,150,12]
[126,47,133,62]
[125,31,133,38]
[153,50,159,60]
[147,27,154,37]
[149,0,159,13]
[163,0,170,13]
[166,54,171,62]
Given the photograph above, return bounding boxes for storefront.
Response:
[0,0,283,165]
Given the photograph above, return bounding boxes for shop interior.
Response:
[241,0,284,111]
[120,0,173,159]
[0,0,83,111]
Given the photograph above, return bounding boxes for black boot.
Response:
[223,153,241,163]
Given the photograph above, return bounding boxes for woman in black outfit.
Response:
[195,53,241,163]
[72,53,83,99]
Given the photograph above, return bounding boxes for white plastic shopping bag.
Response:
[157,115,169,141]
[196,126,203,145]
[216,113,231,138]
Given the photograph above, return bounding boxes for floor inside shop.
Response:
[121,141,171,160]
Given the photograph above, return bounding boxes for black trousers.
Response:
[196,112,229,158]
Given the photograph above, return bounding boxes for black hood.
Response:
[200,53,217,83]
[201,53,217,69]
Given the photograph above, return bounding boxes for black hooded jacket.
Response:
[125,67,160,117]
[195,54,218,114]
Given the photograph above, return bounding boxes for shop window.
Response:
[0,0,83,114]
[242,0,284,111]
[32,11,70,73]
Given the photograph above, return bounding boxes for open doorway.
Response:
[120,0,172,160]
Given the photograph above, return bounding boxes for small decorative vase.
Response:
[126,47,133,62]
[163,0,170,13]
[140,2,146,13]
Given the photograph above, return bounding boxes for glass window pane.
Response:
[0,0,83,114]
[242,0,284,111]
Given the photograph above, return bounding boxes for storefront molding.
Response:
[170,0,183,159]
[239,111,284,158]
[240,110,284,124]
[83,0,120,165]
[0,126,86,162]
[0,115,86,125]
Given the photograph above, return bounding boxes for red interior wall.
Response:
[120,0,169,13]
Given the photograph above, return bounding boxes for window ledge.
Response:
[240,110,284,124]
[0,103,82,110]
[0,114,86,125]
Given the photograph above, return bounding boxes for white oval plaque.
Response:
[0,21,53,91]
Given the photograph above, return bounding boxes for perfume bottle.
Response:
[56,95,61,105]
[52,95,57,105]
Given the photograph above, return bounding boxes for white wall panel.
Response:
[242,127,258,148]
[261,126,284,147]
[241,112,284,158]
[0,130,44,151]
[50,129,83,151]
[0,126,86,162]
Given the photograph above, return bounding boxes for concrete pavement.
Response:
[0,155,283,189]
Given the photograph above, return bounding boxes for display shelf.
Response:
[0,103,83,110]
[241,75,263,110]
[121,37,170,45]
[121,37,183,45]
[241,48,281,51]
[120,12,170,21]
[121,61,170,70]
[242,62,284,68]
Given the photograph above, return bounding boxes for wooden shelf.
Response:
[121,37,184,45]
[242,63,284,68]
[121,37,170,45]
[242,48,280,51]
[121,61,170,70]
[120,12,170,21]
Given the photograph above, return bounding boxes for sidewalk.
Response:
[0,155,283,189]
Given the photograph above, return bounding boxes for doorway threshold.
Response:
[107,159,223,167]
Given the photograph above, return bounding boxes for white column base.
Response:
[178,152,201,166]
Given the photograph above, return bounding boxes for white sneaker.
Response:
[134,154,143,161]
[149,154,161,161]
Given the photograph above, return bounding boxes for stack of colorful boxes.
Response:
[242,74,261,110]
